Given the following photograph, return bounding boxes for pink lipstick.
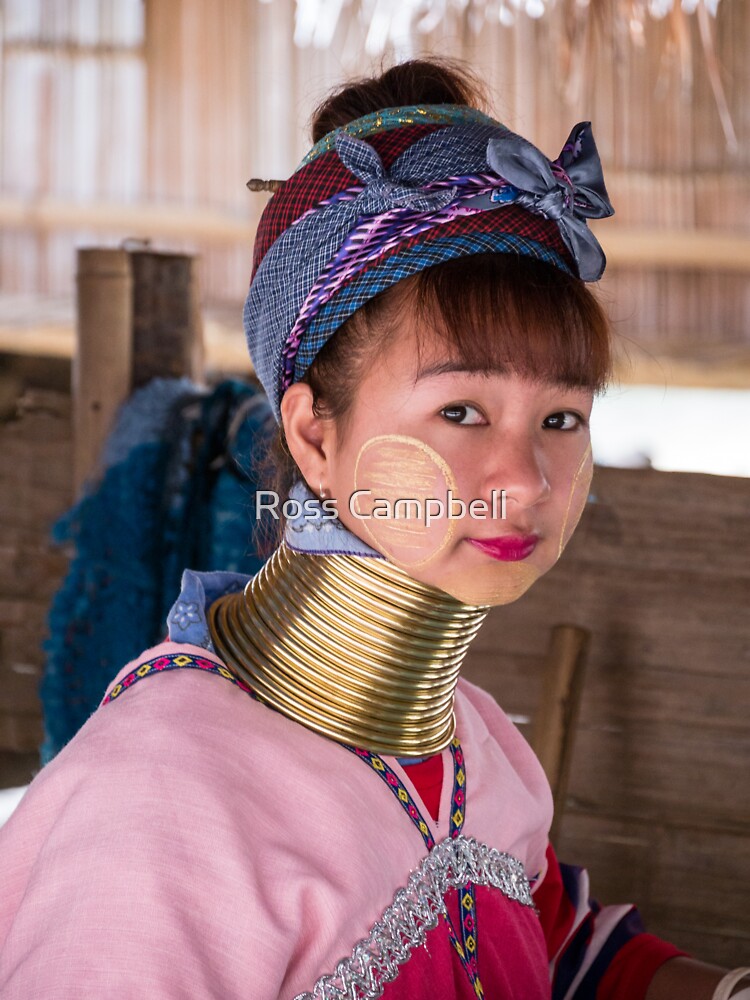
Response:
[467,534,539,562]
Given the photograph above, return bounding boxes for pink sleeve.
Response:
[0,652,292,998]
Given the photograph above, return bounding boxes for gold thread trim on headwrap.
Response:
[298,103,497,169]
[208,542,489,756]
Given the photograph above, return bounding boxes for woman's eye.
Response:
[440,403,486,425]
[543,411,583,431]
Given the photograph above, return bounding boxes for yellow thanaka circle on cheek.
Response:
[558,443,593,557]
[353,434,456,569]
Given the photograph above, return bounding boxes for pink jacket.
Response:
[0,641,555,999]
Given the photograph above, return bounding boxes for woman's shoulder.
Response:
[0,641,319,998]
[92,639,301,793]
[13,637,382,845]
[4,643,260,839]
[101,639,253,710]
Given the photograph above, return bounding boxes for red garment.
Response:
[401,754,444,822]
[524,845,685,1000]
[405,756,686,1000]
[380,885,550,1000]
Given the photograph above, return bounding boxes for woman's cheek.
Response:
[557,443,594,557]
[352,434,456,568]
[436,441,594,608]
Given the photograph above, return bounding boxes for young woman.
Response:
[1,59,746,1000]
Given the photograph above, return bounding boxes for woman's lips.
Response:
[467,534,539,562]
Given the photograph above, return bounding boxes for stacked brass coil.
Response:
[208,543,489,756]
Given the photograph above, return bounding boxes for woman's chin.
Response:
[344,517,551,608]
[438,567,542,607]
[384,556,544,608]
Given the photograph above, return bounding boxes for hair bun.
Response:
[310,58,488,143]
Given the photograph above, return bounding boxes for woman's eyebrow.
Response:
[414,360,506,381]
[413,361,595,394]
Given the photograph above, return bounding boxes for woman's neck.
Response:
[208,541,489,756]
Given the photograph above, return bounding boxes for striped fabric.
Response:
[251,123,447,277]
[533,845,688,1000]
[295,207,570,383]
[244,103,596,423]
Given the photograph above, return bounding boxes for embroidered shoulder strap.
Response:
[102,649,254,705]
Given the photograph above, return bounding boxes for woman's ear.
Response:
[280,382,335,491]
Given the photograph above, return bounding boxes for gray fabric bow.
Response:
[486,122,614,281]
[335,132,458,215]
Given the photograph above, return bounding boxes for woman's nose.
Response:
[486,435,552,512]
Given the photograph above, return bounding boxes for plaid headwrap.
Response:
[244,104,614,422]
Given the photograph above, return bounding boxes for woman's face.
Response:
[315,317,595,607]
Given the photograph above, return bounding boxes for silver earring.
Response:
[319,481,327,500]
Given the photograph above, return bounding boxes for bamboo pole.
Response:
[531,624,591,844]
[73,248,132,494]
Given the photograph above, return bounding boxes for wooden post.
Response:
[130,251,203,388]
[73,247,203,495]
[531,624,591,844]
[73,248,133,494]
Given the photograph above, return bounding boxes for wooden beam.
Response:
[591,225,750,273]
[0,316,252,377]
[0,197,257,245]
[0,195,748,271]
[1,40,144,58]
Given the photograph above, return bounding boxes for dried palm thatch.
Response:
[291,0,736,150]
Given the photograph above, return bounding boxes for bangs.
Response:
[406,254,612,393]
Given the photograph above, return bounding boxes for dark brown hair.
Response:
[253,61,612,557]
[310,58,489,143]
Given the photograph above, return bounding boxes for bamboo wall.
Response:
[0,0,145,293]
[0,0,748,359]
[0,388,70,787]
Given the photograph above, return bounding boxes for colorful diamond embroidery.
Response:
[345,738,483,997]
[101,652,258,706]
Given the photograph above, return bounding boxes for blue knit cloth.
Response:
[41,378,274,763]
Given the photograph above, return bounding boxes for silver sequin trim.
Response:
[293,835,534,1000]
